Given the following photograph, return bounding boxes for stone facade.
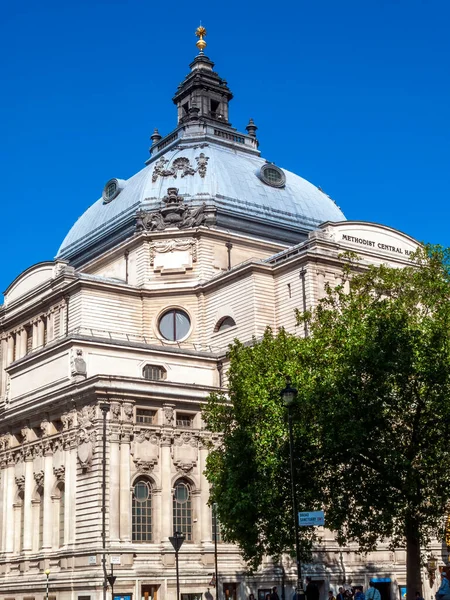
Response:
[0,34,443,600]
[0,220,441,600]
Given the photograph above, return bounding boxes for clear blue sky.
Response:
[2,0,449,293]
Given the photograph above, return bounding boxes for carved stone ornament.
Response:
[135,429,159,445]
[21,426,31,443]
[174,431,198,448]
[77,428,95,471]
[174,460,196,475]
[78,405,96,428]
[149,238,197,267]
[71,348,87,378]
[53,466,65,482]
[123,403,134,422]
[134,458,157,474]
[61,412,74,430]
[15,475,25,492]
[151,154,209,183]
[163,406,174,426]
[34,470,44,488]
[195,153,209,178]
[136,188,207,232]
[110,403,121,421]
[40,419,50,437]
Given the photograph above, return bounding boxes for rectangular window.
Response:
[182,595,203,600]
[176,413,194,428]
[136,409,157,425]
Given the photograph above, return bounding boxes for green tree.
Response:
[204,246,450,595]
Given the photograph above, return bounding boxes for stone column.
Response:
[19,328,27,359]
[4,456,15,553]
[6,334,14,366]
[152,486,162,543]
[63,434,77,546]
[42,443,54,550]
[119,426,132,542]
[0,337,7,395]
[110,424,121,543]
[192,488,202,543]
[199,441,212,544]
[37,318,45,349]
[160,432,173,542]
[59,303,66,338]
[22,453,34,551]
[32,320,39,350]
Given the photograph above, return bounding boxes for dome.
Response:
[57,142,344,260]
[57,50,345,263]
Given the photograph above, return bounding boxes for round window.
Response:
[258,163,286,188]
[102,178,122,203]
[159,309,191,341]
[174,481,190,504]
[133,480,151,502]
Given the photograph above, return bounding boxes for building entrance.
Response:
[371,582,390,600]
[141,585,159,600]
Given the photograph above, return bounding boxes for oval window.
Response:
[159,309,191,341]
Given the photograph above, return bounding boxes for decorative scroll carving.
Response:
[136,188,207,232]
[195,153,209,177]
[15,475,25,492]
[174,431,198,448]
[152,154,208,183]
[134,458,158,474]
[71,348,87,379]
[34,470,44,488]
[149,238,197,267]
[174,460,196,474]
[53,466,65,482]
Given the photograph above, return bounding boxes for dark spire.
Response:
[246,118,258,138]
[172,28,233,126]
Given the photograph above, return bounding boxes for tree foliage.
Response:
[203,246,450,592]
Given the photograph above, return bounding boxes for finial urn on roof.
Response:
[195,25,207,54]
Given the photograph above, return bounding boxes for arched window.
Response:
[214,316,236,332]
[58,483,65,547]
[132,478,152,542]
[173,480,192,541]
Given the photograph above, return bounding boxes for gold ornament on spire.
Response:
[195,25,207,54]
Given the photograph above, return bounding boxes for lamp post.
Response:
[169,531,185,600]
[44,569,50,600]
[107,563,117,600]
[213,503,219,600]
[99,403,110,600]
[281,377,305,600]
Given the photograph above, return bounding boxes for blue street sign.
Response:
[298,511,325,526]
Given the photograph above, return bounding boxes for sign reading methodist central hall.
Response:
[319,221,420,258]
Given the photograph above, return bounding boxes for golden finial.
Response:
[195,25,207,54]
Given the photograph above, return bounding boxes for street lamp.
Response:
[107,563,117,600]
[169,531,185,600]
[213,503,219,600]
[427,555,438,586]
[44,569,50,600]
[281,377,305,600]
[99,403,110,600]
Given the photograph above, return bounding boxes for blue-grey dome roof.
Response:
[57,141,345,260]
